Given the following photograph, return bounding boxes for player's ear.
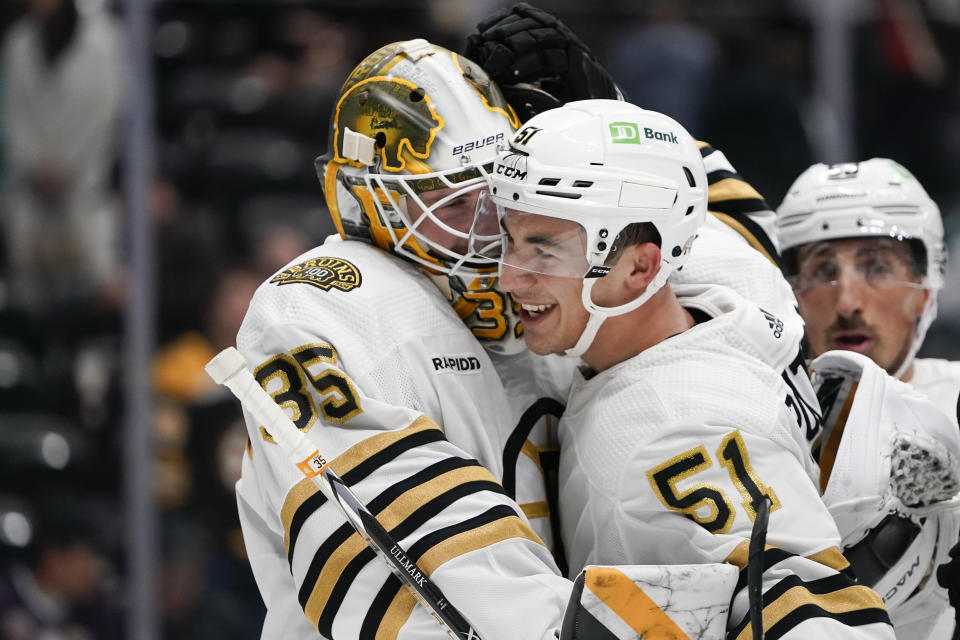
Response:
[623,243,661,291]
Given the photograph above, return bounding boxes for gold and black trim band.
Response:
[304,465,508,636]
[283,417,444,558]
[361,505,543,639]
[707,176,765,204]
[727,543,850,586]
[730,572,888,640]
[727,545,887,640]
[297,456,489,604]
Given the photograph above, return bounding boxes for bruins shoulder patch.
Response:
[270,257,362,292]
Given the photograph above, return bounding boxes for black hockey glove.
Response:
[463,2,622,121]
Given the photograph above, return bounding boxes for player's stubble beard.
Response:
[829,313,913,378]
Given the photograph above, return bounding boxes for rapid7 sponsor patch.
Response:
[431,354,482,374]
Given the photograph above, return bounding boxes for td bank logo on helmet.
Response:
[609,122,679,145]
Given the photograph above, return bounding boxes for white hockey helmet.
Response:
[317,39,519,278]
[776,159,947,377]
[471,99,708,357]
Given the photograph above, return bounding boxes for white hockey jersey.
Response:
[674,212,824,452]
[910,357,960,428]
[558,283,893,639]
[235,237,571,639]
[677,214,796,323]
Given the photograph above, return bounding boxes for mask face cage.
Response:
[362,162,502,277]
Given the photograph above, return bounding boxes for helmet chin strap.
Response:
[893,293,938,380]
[561,264,675,359]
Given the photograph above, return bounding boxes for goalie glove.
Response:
[463,2,623,120]
[812,350,960,632]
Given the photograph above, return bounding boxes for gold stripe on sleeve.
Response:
[732,584,886,640]
[520,501,550,520]
[281,415,443,551]
[376,515,545,639]
[282,477,320,554]
[724,539,769,569]
[303,465,503,623]
[303,531,369,623]
[723,542,848,573]
[708,177,764,203]
[417,515,544,574]
[329,415,441,477]
[375,589,417,640]
[808,546,851,572]
[520,439,546,475]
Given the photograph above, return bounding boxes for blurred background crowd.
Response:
[0,0,959,637]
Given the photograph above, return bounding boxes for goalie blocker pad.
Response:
[812,350,960,622]
[559,564,738,640]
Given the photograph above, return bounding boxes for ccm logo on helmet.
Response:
[495,153,528,181]
[431,355,482,374]
[496,164,527,180]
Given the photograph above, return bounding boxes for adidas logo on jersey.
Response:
[431,355,482,374]
[761,309,784,339]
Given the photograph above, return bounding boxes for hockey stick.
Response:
[206,347,482,640]
[748,495,772,640]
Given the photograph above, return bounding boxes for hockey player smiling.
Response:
[500,210,694,372]
[479,99,894,640]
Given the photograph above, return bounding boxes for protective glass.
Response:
[368,164,500,273]
[469,190,591,279]
[790,238,928,294]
